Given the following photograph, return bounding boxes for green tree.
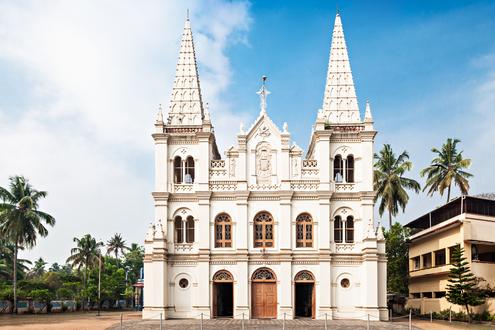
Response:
[0,176,55,313]
[66,234,103,310]
[29,257,47,278]
[374,144,421,227]
[384,223,410,294]
[123,243,144,285]
[446,245,486,322]
[421,138,473,203]
[0,241,31,281]
[106,233,129,265]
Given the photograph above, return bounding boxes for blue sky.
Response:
[0,0,494,264]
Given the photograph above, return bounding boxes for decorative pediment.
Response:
[246,113,284,143]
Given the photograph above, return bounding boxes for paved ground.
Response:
[1,312,494,329]
[108,318,419,330]
[0,311,141,330]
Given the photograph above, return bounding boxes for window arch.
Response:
[251,267,276,281]
[174,216,184,243]
[334,216,343,243]
[346,155,354,183]
[174,156,183,183]
[215,213,232,248]
[185,156,195,183]
[333,155,343,183]
[253,212,274,248]
[296,213,313,248]
[345,216,354,243]
[186,216,194,243]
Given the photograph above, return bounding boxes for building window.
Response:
[411,256,420,270]
[174,216,184,243]
[178,278,189,289]
[340,278,350,288]
[411,292,421,299]
[333,155,343,182]
[422,292,432,298]
[186,216,194,243]
[346,155,354,183]
[174,156,183,183]
[434,249,446,266]
[253,212,274,248]
[334,216,343,243]
[434,291,446,298]
[184,156,195,183]
[422,253,432,268]
[215,213,232,248]
[345,216,354,243]
[296,213,313,248]
[449,244,460,264]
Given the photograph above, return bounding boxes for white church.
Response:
[143,13,387,321]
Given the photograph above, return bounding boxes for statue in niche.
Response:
[256,142,272,184]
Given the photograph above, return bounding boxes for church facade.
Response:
[143,13,387,321]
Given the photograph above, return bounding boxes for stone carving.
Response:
[252,268,276,281]
[256,142,272,184]
[294,270,315,282]
[213,270,234,281]
[229,158,236,177]
[257,125,271,138]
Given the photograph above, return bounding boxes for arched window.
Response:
[296,213,313,248]
[174,216,184,243]
[334,216,343,243]
[185,156,195,184]
[345,216,354,243]
[346,155,354,183]
[254,212,274,248]
[334,155,343,183]
[215,213,232,248]
[174,156,183,183]
[186,216,195,243]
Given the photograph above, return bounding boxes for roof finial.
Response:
[186,8,190,21]
[256,75,270,115]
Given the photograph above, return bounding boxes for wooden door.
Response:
[252,282,277,318]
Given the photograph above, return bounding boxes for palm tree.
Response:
[0,240,32,280]
[0,176,55,313]
[66,234,103,310]
[421,138,473,203]
[107,233,129,265]
[374,144,421,228]
[29,257,47,278]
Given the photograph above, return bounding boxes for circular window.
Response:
[340,278,350,288]
[179,278,189,288]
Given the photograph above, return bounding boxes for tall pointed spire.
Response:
[321,13,360,124]
[167,15,204,126]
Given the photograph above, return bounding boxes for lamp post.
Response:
[97,251,102,316]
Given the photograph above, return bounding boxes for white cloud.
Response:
[0,0,251,264]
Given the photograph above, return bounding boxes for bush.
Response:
[29,289,53,303]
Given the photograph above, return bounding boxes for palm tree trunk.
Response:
[12,242,17,314]
[388,210,393,228]
[447,185,451,203]
[82,267,86,311]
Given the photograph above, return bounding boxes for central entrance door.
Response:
[212,270,234,318]
[251,268,277,319]
[294,271,315,318]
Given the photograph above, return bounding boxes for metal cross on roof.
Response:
[256,75,270,115]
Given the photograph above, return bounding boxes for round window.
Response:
[340,278,350,288]
[179,278,189,288]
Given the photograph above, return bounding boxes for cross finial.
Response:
[256,75,270,115]
[186,9,189,20]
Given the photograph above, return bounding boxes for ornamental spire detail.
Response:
[256,75,270,115]
[321,13,360,123]
[167,16,204,126]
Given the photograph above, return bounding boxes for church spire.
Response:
[321,13,360,124]
[167,15,204,126]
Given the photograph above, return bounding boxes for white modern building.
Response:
[143,13,387,320]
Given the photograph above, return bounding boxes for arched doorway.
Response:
[212,270,234,318]
[251,267,277,319]
[294,270,315,318]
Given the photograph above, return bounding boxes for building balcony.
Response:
[173,183,193,193]
[334,182,356,193]
[409,264,451,278]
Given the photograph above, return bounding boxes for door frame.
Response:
[251,267,277,319]
[293,270,316,319]
[211,270,234,318]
